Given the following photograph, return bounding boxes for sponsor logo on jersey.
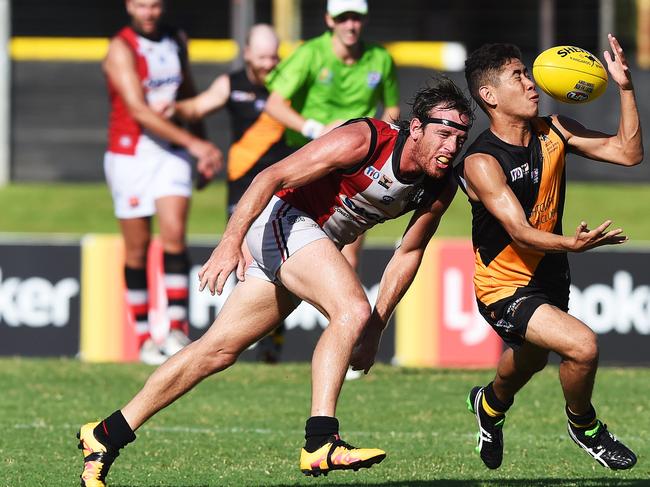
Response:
[119,135,133,148]
[231,90,256,102]
[381,195,395,205]
[367,71,381,88]
[364,166,381,180]
[510,162,530,182]
[378,174,393,189]
[318,68,333,84]
[254,99,266,112]
[340,195,387,223]
[145,75,183,89]
[531,168,540,184]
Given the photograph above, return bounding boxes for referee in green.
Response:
[265,0,399,271]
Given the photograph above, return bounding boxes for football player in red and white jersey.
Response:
[77,78,471,485]
[102,0,223,366]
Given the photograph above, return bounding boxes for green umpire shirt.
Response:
[266,31,400,148]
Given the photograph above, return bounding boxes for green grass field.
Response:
[1,181,650,243]
[2,359,649,486]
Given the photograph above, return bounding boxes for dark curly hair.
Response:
[465,43,522,113]
[398,75,474,131]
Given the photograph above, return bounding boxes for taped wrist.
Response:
[301,119,324,140]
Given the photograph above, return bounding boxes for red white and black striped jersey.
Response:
[106,26,184,154]
[276,118,451,246]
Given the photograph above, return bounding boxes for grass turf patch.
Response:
[2,182,650,244]
[1,358,649,486]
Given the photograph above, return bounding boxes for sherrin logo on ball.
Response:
[532,46,608,104]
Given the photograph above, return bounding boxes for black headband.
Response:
[420,117,470,132]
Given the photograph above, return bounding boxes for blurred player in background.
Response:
[455,35,642,470]
[102,0,222,365]
[169,24,292,363]
[77,78,472,486]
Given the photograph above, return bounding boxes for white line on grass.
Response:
[12,422,647,443]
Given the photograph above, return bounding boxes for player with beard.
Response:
[102,0,222,365]
[77,78,472,485]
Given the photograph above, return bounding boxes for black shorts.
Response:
[477,287,569,348]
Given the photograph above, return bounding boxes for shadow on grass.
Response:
[114,480,649,487]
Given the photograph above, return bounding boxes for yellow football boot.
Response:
[300,434,386,477]
[77,422,119,487]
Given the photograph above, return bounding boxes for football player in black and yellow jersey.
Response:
[455,34,642,470]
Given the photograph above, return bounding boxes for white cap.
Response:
[327,0,368,17]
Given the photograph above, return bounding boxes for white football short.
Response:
[245,195,329,285]
[104,136,193,219]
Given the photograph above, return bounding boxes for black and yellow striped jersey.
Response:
[455,117,570,306]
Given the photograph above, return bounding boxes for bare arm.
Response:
[552,34,643,166]
[175,74,230,121]
[381,106,400,124]
[265,91,325,139]
[350,179,458,373]
[198,122,372,295]
[463,153,627,253]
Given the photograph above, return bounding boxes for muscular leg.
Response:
[277,238,371,417]
[155,195,189,253]
[121,276,297,430]
[523,304,598,414]
[119,217,151,268]
[491,341,549,404]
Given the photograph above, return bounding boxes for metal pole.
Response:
[230,0,255,70]
[0,0,10,186]
[538,0,556,115]
[599,0,615,56]
[273,0,301,43]
[539,0,556,51]
[637,0,650,68]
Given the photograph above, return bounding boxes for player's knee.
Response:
[347,299,372,337]
[202,349,238,375]
[567,330,599,367]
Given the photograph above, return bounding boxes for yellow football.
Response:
[532,46,608,104]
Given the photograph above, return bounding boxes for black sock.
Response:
[483,381,514,415]
[93,410,136,450]
[566,404,597,429]
[304,416,339,452]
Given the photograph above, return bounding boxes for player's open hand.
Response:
[604,34,633,90]
[198,238,247,295]
[571,219,628,252]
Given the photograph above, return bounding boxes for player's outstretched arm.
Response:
[463,153,628,253]
[552,34,643,166]
[350,180,457,374]
[198,122,371,295]
[175,74,231,122]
